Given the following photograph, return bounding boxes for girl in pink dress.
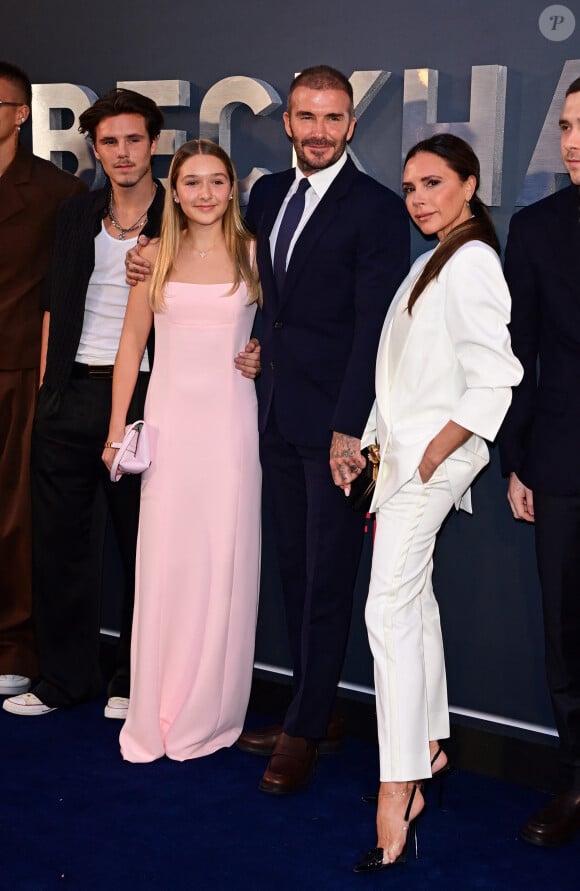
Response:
[103,140,261,761]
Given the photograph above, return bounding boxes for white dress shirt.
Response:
[269,152,348,271]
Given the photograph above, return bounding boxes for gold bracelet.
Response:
[104,441,120,449]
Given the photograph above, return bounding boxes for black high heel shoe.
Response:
[361,747,453,807]
[353,782,421,873]
[428,746,453,808]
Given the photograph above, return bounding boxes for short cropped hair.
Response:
[78,88,163,143]
[0,61,32,106]
[565,78,580,97]
[288,65,353,113]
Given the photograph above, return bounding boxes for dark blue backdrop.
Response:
[4,0,577,737]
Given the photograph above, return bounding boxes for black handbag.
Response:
[346,443,381,513]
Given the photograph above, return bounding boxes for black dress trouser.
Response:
[260,406,366,739]
[31,373,148,708]
[534,490,580,790]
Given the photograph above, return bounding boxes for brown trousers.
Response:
[0,367,38,677]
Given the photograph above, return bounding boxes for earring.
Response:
[173,196,179,204]
[229,195,233,201]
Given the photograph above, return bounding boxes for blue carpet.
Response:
[1,699,578,890]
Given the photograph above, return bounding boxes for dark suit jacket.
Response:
[41,181,164,396]
[0,145,85,370]
[245,157,410,447]
[499,184,580,495]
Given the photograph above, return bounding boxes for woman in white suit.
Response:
[347,135,523,872]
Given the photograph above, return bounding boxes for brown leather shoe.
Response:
[236,723,284,755]
[258,732,318,795]
[519,790,580,846]
[237,715,344,756]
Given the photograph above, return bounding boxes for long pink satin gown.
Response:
[120,280,261,762]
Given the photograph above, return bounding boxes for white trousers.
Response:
[365,467,455,781]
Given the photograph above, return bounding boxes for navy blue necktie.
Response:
[273,178,310,294]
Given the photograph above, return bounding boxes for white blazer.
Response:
[361,240,523,513]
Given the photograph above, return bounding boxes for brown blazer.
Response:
[0,144,85,370]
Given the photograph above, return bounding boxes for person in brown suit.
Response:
[0,61,85,696]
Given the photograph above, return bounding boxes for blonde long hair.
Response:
[150,139,261,311]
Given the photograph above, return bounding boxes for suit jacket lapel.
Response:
[280,159,359,305]
[261,170,295,241]
[550,186,580,286]
[378,266,433,421]
[0,144,30,226]
[257,170,294,306]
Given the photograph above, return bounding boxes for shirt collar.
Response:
[294,151,348,200]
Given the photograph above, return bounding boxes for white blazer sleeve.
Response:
[444,242,523,441]
[361,399,377,449]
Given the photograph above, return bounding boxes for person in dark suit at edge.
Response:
[0,61,85,699]
[236,65,410,794]
[499,77,580,846]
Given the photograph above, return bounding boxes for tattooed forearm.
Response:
[331,432,359,459]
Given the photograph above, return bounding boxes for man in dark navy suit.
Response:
[499,77,580,845]
[237,65,410,794]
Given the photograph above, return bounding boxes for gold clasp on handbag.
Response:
[367,443,381,481]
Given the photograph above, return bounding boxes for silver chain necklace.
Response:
[108,185,157,240]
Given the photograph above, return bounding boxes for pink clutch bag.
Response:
[110,420,150,482]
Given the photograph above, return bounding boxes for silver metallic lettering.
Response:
[517,59,580,205]
[199,76,282,201]
[290,70,391,174]
[31,83,98,182]
[402,66,507,205]
[117,80,189,160]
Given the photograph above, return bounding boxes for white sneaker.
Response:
[0,674,31,695]
[2,692,57,716]
[104,696,129,720]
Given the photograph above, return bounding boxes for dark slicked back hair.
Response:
[566,77,580,96]
[288,65,354,114]
[0,61,32,106]
[78,88,163,143]
[404,133,500,314]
